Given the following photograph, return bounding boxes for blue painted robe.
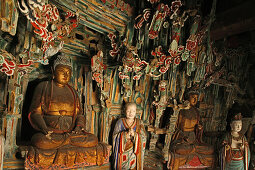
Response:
[221,133,250,170]
[113,118,146,170]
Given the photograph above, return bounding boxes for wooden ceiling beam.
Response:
[211,17,255,40]
[211,0,255,40]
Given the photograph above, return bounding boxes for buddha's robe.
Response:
[113,118,146,170]
[169,106,214,170]
[25,81,108,169]
[221,133,250,170]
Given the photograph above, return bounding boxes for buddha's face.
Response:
[230,120,242,133]
[189,94,198,106]
[125,104,136,120]
[54,65,72,86]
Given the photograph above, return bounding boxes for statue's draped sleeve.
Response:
[112,118,146,169]
[195,107,203,143]
[71,85,86,129]
[28,81,49,134]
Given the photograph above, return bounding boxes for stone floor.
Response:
[144,149,165,170]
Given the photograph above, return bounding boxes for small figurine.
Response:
[112,102,146,169]
[221,113,250,170]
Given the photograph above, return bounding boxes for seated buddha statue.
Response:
[167,90,214,170]
[25,53,109,169]
[221,113,250,170]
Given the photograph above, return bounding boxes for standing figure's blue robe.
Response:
[113,118,146,170]
[221,133,250,170]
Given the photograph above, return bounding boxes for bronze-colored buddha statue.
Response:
[167,91,214,170]
[25,53,109,169]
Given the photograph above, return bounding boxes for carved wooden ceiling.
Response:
[49,0,132,59]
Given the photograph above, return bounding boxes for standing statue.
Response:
[25,53,109,169]
[247,111,255,169]
[167,90,214,170]
[112,102,147,169]
[221,113,250,170]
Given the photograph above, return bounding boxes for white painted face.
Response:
[125,104,136,119]
[230,120,242,133]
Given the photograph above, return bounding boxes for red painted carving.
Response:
[134,9,151,29]
[18,2,78,53]
[91,51,106,86]
[108,33,120,58]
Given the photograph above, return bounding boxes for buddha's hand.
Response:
[222,141,230,149]
[46,131,53,140]
[127,129,135,142]
[126,129,133,139]
[126,130,131,139]
[129,128,135,137]
[197,124,203,130]
[73,126,85,134]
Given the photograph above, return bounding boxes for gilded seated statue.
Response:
[25,53,109,169]
[167,91,214,170]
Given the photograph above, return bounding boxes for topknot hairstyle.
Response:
[53,53,72,70]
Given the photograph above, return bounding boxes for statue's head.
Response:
[230,113,242,133]
[186,86,199,106]
[125,102,137,119]
[188,92,199,106]
[53,53,72,86]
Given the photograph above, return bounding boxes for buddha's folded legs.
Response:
[195,144,214,155]
[172,143,214,155]
[70,132,98,147]
[31,132,98,150]
[170,153,214,170]
[172,143,195,155]
[31,133,63,149]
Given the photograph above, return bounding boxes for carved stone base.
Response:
[170,154,214,170]
[24,143,111,170]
